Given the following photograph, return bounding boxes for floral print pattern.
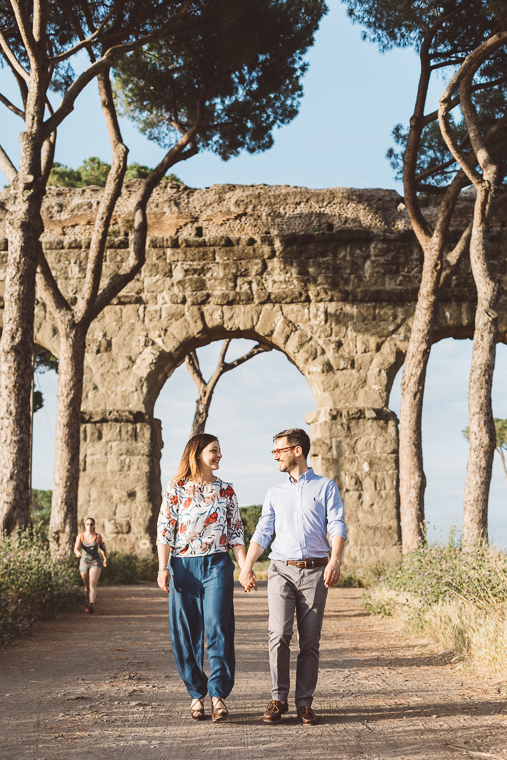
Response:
[156,478,245,557]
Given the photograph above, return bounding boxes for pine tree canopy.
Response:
[112,0,327,160]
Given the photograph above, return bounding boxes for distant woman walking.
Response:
[156,433,246,722]
[74,518,107,614]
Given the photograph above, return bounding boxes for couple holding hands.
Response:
[156,427,347,725]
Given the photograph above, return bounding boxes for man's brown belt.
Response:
[284,559,328,569]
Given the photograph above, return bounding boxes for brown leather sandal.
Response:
[210,697,228,722]
[190,698,205,721]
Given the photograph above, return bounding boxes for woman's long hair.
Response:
[173,433,218,483]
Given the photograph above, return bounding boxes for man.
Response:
[238,428,346,726]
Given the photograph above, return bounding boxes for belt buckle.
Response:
[296,561,305,568]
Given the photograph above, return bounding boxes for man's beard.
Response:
[279,454,297,472]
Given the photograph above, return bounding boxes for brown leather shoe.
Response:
[210,697,228,722]
[297,705,318,724]
[263,699,289,723]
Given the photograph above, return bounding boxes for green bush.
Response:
[98,551,158,585]
[0,530,81,644]
[239,505,272,561]
[30,489,52,541]
[382,532,507,610]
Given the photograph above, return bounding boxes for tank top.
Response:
[80,533,102,564]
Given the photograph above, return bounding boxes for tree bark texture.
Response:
[438,31,507,546]
[398,245,440,551]
[48,325,87,558]
[396,21,471,553]
[462,183,501,545]
[0,140,44,534]
[189,395,213,438]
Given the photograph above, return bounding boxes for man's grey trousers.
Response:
[267,560,328,707]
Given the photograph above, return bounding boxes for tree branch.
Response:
[88,121,199,322]
[439,31,507,188]
[185,351,207,394]
[9,0,44,67]
[0,144,17,183]
[42,0,193,139]
[75,71,128,325]
[441,220,472,286]
[222,343,272,373]
[40,127,56,186]
[36,249,73,322]
[0,30,30,82]
[33,0,47,45]
[423,74,507,128]
[48,5,120,64]
[41,99,56,186]
[0,90,24,118]
[403,29,435,248]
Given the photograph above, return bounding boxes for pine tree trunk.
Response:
[462,183,501,546]
[0,139,44,534]
[189,394,212,438]
[399,242,442,552]
[48,323,87,559]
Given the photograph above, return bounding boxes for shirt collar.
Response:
[288,467,314,485]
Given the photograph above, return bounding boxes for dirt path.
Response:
[1,582,506,760]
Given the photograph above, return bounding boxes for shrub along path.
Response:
[0,582,506,759]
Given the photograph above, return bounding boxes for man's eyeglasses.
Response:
[272,446,296,456]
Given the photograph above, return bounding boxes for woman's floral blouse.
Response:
[156,478,245,557]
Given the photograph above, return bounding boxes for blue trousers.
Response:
[169,552,235,699]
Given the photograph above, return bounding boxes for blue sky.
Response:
[8,2,505,546]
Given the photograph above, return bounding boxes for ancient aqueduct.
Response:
[1,182,506,565]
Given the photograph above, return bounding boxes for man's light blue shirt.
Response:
[251,467,347,560]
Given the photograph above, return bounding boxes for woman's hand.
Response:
[238,567,258,592]
[157,569,170,593]
[102,557,108,568]
[75,551,82,559]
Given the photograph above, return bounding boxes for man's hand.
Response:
[157,569,170,593]
[324,559,341,588]
[238,567,258,592]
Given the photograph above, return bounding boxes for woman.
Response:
[157,433,246,723]
[74,517,108,614]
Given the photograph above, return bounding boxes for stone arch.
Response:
[129,305,328,415]
[2,183,504,564]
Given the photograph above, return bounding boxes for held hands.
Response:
[157,569,170,594]
[324,558,341,588]
[238,567,258,592]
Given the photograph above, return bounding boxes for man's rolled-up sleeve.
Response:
[326,482,347,540]
[251,490,276,550]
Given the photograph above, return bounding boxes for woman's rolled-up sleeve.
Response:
[226,487,245,548]
[156,481,178,547]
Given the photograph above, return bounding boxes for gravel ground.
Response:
[1,582,506,760]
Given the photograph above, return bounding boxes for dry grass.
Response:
[362,539,507,679]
